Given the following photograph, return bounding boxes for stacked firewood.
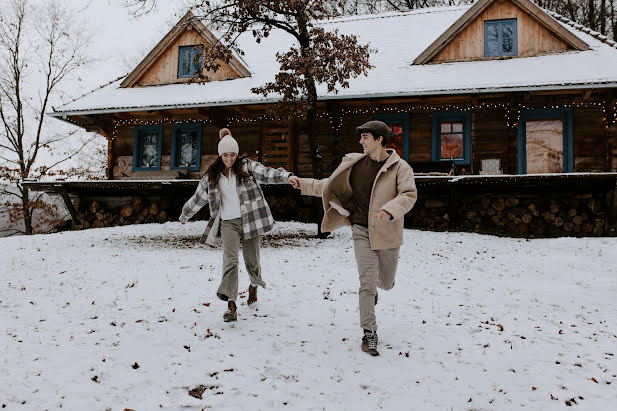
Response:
[461,195,608,236]
[266,193,313,222]
[74,197,171,230]
[405,193,609,237]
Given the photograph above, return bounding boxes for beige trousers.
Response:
[352,224,400,332]
[217,218,266,301]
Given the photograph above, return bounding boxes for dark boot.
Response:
[223,301,237,322]
[361,329,379,356]
[247,285,258,306]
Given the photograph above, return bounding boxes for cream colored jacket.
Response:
[299,150,417,250]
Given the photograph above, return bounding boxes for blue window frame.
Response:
[432,111,471,164]
[171,123,202,171]
[484,19,517,57]
[132,125,163,171]
[178,45,204,78]
[374,113,410,161]
[517,108,573,174]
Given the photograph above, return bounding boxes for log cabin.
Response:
[31,0,617,237]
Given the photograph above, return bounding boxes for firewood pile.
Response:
[266,193,313,222]
[406,193,611,237]
[74,197,171,230]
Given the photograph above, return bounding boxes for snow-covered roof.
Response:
[50,5,617,117]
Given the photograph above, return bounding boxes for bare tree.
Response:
[0,0,96,235]
[125,0,159,17]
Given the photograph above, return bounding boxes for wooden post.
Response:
[607,178,617,235]
[60,188,79,228]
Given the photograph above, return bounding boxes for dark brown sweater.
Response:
[349,155,387,226]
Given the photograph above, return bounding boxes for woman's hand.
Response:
[288,176,301,189]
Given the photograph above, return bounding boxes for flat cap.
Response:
[356,120,390,139]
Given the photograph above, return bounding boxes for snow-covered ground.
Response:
[1,222,616,410]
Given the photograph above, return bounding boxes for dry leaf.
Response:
[498,324,504,332]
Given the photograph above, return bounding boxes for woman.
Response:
[179,128,295,322]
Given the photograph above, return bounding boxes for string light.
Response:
[111,99,615,139]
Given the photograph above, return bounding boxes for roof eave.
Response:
[46,81,617,118]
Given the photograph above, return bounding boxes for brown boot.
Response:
[361,330,379,356]
[247,285,258,306]
[223,301,237,322]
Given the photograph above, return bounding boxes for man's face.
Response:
[359,132,383,155]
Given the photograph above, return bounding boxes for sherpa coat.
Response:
[299,149,417,250]
[180,158,292,246]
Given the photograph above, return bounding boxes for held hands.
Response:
[288,176,301,189]
[374,210,392,221]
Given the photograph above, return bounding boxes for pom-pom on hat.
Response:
[218,134,239,156]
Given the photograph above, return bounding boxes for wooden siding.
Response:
[433,0,570,63]
[94,91,615,179]
[135,29,241,86]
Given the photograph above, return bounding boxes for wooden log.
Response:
[492,198,505,211]
[155,211,167,223]
[505,198,519,207]
[95,212,104,221]
[120,205,132,217]
[587,198,602,213]
[92,220,105,229]
[554,217,564,227]
[573,216,583,225]
[149,203,158,216]
[130,197,144,211]
[549,203,560,214]
[568,208,577,217]
[481,197,491,209]
[89,201,99,214]
[466,211,477,220]
[543,211,555,221]
[592,226,604,235]
[522,214,532,224]
[564,222,574,232]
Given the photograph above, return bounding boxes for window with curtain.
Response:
[484,19,517,57]
[171,123,202,171]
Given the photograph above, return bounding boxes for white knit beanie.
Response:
[218,134,239,156]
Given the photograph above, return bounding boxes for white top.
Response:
[219,171,242,221]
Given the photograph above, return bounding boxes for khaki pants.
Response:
[217,218,266,301]
[352,224,400,332]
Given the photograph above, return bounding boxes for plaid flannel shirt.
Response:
[180,159,292,245]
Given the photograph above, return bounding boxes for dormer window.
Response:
[178,45,204,78]
[484,19,517,57]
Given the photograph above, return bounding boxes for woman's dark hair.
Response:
[206,153,250,186]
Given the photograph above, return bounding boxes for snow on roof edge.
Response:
[48,80,617,117]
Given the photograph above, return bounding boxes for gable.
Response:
[121,12,250,88]
[414,0,588,65]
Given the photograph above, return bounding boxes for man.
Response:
[288,120,417,356]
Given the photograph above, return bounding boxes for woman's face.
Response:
[221,152,237,169]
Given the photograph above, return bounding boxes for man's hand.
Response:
[288,176,301,189]
[374,210,392,221]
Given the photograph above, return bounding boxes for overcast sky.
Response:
[62,0,188,103]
